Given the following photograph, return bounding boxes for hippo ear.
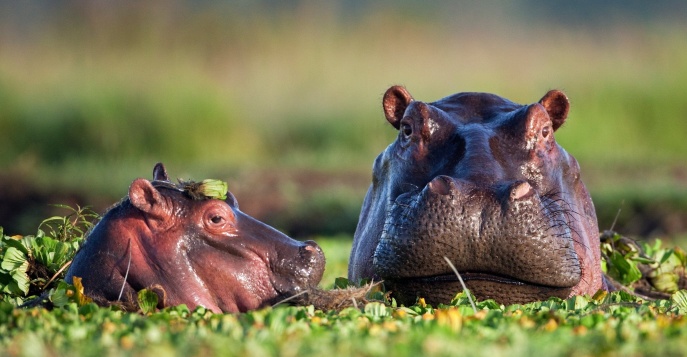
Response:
[129,179,171,221]
[383,85,414,130]
[538,90,569,131]
[153,162,170,181]
[225,191,239,208]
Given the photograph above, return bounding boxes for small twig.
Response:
[609,204,623,232]
[271,290,310,307]
[118,240,132,302]
[444,256,477,314]
[351,297,359,310]
[44,260,72,290]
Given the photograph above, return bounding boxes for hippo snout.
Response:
[272,240,326,295]
[300,240,326,284]
[374,174,582,287]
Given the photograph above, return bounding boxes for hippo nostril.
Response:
[428,175,454,196]
[300,240,325,259]
[510,181,534,200]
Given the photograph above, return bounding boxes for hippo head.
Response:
[349,86,604,305]
[66,163,325,313]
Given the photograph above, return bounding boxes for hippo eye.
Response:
[401,123,413,138]
[542,126,550,138]
[210,215,224,224]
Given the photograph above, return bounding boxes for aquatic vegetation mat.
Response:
[1,207,687,356]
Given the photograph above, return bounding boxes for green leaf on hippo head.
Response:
[199,179,228,200]
[138,288,159,314]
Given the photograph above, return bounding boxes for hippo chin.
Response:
[66,163,325,313]
[349,86,605,306]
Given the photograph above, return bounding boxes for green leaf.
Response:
[31,236,72,271]
[652,272,679,293]
[2,247,28,272]
[334,277,350,289]
[608,250,642,285]
[12,263,30,295]
[1,236,30,256]
[659,249,675,265]
[199,179,228,200]
[363,302,390,317]
[673,247,687,266]
[671,290,687,314]
[565,295,589,311]
[138,289,159,314]
[476,299,502,310]
[50,287,71,308]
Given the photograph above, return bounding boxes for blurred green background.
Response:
[0,1,686,240]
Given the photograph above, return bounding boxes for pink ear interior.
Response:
[129,178,170,221]
[383,85,414,129]
[538,90,570,131]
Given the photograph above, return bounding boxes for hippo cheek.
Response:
[373,177,583,305]
[191,240,325,311]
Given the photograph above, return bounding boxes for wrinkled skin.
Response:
[349,86,606,305]
[66,163,325,313]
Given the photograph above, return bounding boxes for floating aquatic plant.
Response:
[181,179,228,201]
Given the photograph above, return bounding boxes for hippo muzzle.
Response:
[375,176,583,304]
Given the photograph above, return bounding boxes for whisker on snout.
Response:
[443,256,477,314]
[271,290,310,308]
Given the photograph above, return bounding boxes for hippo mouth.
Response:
[383,271,577,306]
[373,176,582,305]
[408,271,534,286]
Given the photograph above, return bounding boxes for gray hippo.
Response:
[349,86,606,305]
[66,163,325,313]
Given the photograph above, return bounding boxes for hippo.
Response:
[66,163,325,313]
[349,86,606,305]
